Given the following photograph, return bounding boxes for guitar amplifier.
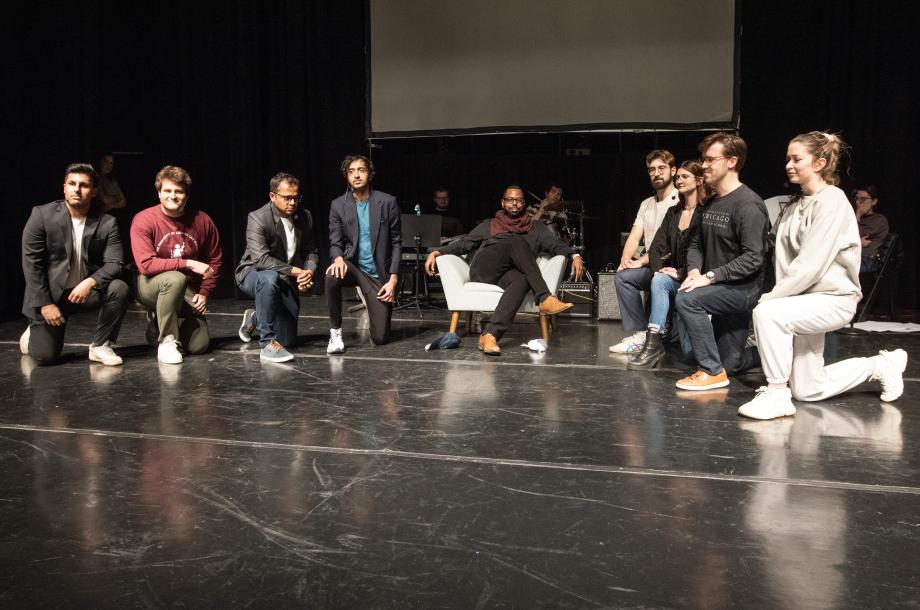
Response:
[596,271,621,320]
[558,280,595,318]
[597,270,646,320]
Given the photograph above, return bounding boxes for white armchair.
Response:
[436,254,568,342]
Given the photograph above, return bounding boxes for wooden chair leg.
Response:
[466,312,474,336]
[449,311,460,334]
[539,313,550,342]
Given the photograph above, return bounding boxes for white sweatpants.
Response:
[753,293,872,401]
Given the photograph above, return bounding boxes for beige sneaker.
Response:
[675,369,729,391]
[88,341,123,366]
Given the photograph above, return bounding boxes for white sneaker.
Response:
[609,330,646,354]
[88,341,123,366]
[738,386,796,420]
[871,349,908,402]
[239,308,256,343]
[19,326,30,355]
[327,328,345,354]
[158,334,184,364]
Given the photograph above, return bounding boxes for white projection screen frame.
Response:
[368,0,739,137]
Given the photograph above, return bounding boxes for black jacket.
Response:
[438,218,575,264]
[235,202,318,285]
[22,200,124,318]
[648,204,702,280]
[328,189,401,279]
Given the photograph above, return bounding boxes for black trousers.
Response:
[325,261,393,345]
[470,235,551,339]
[27,279,131,365]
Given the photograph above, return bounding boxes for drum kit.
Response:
[526,191,592,251]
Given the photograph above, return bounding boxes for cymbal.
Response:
[562,200,585,211]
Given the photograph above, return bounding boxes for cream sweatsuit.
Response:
[753,185,869,400]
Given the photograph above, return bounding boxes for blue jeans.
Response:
[675,281,762,375]
[649,273,694,359]
[239,269,300,348]
[614,267,653,332]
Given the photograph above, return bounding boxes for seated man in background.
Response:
[432,186,464,241]
[131,166,223,364]
[20,163,130,366]
[425,185,584,355]
[236,172,318,363]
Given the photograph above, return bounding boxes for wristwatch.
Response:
[705,271,716,282]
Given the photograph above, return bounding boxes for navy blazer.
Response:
[21,200,124,318]
[235,202,319,285]
[328,189,401,279]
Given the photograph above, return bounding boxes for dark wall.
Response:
[5,1,918,318]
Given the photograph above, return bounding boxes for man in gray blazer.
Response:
[325,154,401,352]
[20,163,130,366]
[235,172,319,362]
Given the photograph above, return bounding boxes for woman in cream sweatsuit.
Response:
[738,131,907,420]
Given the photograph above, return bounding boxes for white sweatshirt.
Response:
[760,185,862,303]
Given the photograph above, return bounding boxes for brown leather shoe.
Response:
[675,369,729,391]
[478,333,501,355]
[539,295,574,315]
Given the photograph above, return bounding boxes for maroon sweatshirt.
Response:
[130,205,223,296]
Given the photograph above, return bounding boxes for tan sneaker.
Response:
[539,295,574,316]
[675,369,729,391]
[478,332,501,355]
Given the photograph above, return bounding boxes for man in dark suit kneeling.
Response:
[235,172,319,363]
[325,154,401,353]
[20,163,130,366]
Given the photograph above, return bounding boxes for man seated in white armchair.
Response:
[424,185,585,355]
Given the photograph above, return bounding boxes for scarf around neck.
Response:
[490,210,533,237]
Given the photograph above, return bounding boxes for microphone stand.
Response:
[394,233,438,317]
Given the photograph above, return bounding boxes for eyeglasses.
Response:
[647,166,670,175]
[853,195,874,203]
[502,197,524,204]
[700,156,728,165]
[674,174,694,183]
[272,192,302,203]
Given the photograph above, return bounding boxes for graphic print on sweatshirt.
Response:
[701,210,731,231]
[155,231,199,260]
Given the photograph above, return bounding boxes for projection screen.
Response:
[369,0,738,137]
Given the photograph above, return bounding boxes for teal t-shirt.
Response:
[355,200,378,278]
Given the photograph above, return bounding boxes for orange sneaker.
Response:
[478,333,501,355]
[675,369,729,391]
[539,295,574,315]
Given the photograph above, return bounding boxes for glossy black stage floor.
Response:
[1,297,917,608]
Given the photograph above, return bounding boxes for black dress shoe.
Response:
[627,331,665,370]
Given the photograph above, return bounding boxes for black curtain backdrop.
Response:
[4,1,918,319]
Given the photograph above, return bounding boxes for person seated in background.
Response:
[96,153,127,212]
[432,186,464,241]
[853,185,889,272]
[627,160,709,369]
[424,185,583,355]
[131,166,223,364]
[527,182,566,224]
[20,163,130,366]
[236,172,318,363]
